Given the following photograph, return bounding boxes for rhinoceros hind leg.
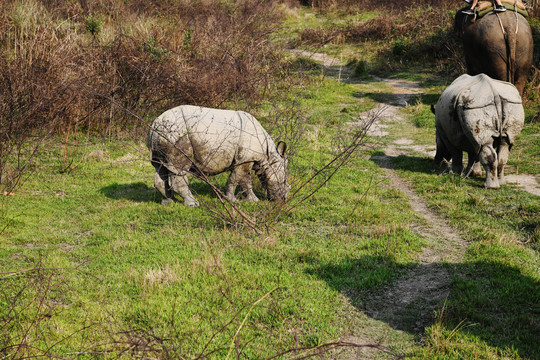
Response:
[472,162,482,177]
[450,149,464,175]
[225,163,259,202]
[464,153,482,177]
[170,174,200,207]
[153,162,176,203]
[434,131,452,165]
[479,143,499,189]
[496,138,511,185]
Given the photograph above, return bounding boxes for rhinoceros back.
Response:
[486,78,524,144]
[436,74,523,152]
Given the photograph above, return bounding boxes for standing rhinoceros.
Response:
[147,105,290,206]
[434,74,524,189]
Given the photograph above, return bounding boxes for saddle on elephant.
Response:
[475,0,528,17]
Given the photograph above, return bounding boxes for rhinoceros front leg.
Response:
[478,142,499,189]
[225,163,259,202]
[170,173,200,207]
[464,152,482,177]
[472,162,482,177]
[497,138,511,185]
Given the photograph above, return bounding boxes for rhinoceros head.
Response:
[258,141,290,201]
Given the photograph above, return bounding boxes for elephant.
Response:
[434,74,524,189]
[147,105,290,206]
[455,7,533,95]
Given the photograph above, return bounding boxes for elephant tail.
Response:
[500,12,519,84]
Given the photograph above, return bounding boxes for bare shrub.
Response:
[0,0,287,200]
[299,27,346,46]
[296,0,457,12]
[0,0,286,131]
[295,0,462,72]
[0,0,81,194]
[214,106,380,231]
[270,107,381,219]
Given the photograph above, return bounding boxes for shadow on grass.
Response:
[310,255,540,358]
[100,181,247,203]
[370,153,490,189]
[100,182,158,203]
[369,153,436,175]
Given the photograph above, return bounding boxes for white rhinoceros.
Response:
[147,105,290,206]
[434,74,524,189]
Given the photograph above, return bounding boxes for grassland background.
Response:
[1,0,539,359]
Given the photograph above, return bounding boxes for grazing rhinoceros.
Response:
[147,105,290,206]
[434,74,524,189]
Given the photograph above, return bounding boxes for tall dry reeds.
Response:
[0,0,286,193]
[296,0,457,12]
[1,0,284,133]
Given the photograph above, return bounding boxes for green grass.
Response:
[0,74,427,358]
[4,70,537,358]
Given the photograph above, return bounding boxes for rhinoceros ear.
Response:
[277,141,287,157]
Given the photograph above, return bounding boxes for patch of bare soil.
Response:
[361,78,468,342]
[288,49,353,80]
[362,151,466,346]
[343,78,470,359]
[505,174,540,196]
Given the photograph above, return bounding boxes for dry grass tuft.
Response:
[143,264,181,288]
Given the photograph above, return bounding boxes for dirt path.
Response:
[350,78,468,358]
[290,49,540,197]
